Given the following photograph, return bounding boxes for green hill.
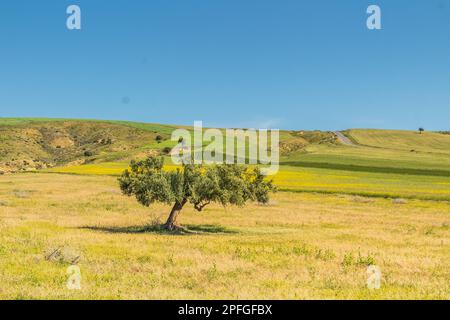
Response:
[0,119,179,172]
[2,118,450,176]
[2,118,450,201]
[0,118,335,173]
[280,129,450,175]
[346,129,450,155]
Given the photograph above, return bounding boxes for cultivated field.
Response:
[0,173,448,299]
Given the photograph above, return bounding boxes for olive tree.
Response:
[118,157,276,231]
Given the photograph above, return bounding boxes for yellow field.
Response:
[44,162,450,201]
[0,173,448,299]
[274,166,450,201]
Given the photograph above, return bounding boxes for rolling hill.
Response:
[0,120,174,173]
[5,119,445,201]
[0,118,335,173]
[281,130,450,175]
[345,129,450,155]
[2,118,450,179]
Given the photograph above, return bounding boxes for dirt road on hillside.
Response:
[334,131,357,146]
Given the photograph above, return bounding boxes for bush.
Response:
[84,150,93,157]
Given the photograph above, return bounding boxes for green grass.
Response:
[347,129,450,155]
[282,143,450,174]
[0,117,178,133]
[280,129,450,174]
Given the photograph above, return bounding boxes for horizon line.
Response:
[0,117,447,133]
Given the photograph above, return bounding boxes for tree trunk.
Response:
[164,199,187,231]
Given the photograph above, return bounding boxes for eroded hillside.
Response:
[0,121,170,172]
[0,119,336,173]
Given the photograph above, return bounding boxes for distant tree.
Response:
[418,128,425,134]
[155,135,163,143]
[118,157,276,231]
[161,147,172,155]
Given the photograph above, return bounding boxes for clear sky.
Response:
[1,0,449,130]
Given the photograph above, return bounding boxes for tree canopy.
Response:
[119,157,276,230]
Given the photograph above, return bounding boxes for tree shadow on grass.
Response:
[183,224,238,234]
[80,224,239,236]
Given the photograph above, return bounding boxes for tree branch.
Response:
[194,200,210,212]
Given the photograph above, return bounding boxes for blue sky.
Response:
[0,0,449,130]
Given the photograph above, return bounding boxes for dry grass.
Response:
[0,173,449,300]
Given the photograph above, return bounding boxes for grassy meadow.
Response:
[1,119,450,299]
[0,173,448,299]
[44,162,450,201]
